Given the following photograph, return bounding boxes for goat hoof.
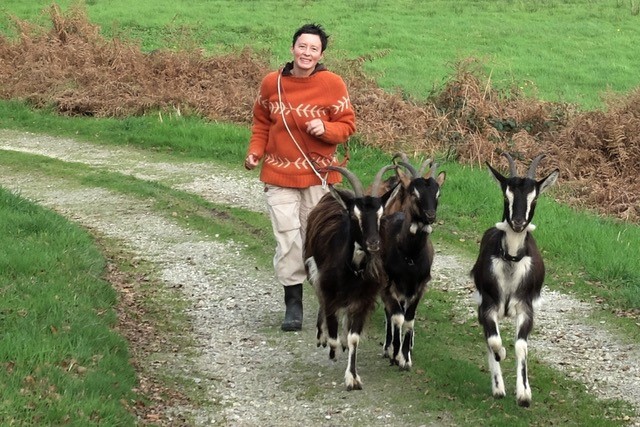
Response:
[346,381,363,391]
[517,398,531,408]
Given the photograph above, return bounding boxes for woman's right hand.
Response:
[244,153,259,170]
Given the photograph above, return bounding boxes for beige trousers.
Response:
[264,184,329,287]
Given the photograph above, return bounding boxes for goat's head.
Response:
[327,165,396,254]
[487,152,559,233]
[390,156,446,226]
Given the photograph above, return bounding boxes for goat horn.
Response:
[527,154,546,179]
[326,166,365,198]
[501,152,518,177]
[371,164,398,197]
[429,161,439,178]
[398,161,419,178]
[418,158,434,176]
[391,152,409,164]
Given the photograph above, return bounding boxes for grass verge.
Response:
[1,134,637,425]
[0,188,138,425]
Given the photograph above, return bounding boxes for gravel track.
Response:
[1,129,638,426]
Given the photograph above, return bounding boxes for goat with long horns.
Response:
[471,152,558,407]
[304,164,396,390]
[379,154,446,370]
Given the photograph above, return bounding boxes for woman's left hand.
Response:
[305,119,325,137]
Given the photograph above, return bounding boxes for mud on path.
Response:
[1,129,638,426]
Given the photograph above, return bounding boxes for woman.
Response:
[245,23,356,331]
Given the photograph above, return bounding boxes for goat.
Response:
[304,165,395,390]
[379,156,446,370]
[471,152,558,407]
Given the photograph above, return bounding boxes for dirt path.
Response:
[1,129,638,426]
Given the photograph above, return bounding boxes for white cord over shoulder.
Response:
[277,71,328,189]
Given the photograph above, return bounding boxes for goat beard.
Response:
[363,253,387,285]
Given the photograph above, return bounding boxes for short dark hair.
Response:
[292,23,329,52]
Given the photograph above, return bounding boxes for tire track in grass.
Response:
[0,171,423,426]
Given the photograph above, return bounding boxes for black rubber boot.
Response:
[281,284,303,331]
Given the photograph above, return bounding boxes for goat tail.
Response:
[305,256,319,286]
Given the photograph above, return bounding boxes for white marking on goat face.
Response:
[525,189,537,220]
[354,205,363,227]
[413,187,420,199]
[506,186,538,223]
[376,205,383,227]
[505,187,515,220]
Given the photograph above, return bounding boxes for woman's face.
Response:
[290,33,323,77]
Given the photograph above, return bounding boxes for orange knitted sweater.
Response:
[247,64,356,188]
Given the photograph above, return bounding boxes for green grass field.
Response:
[1,0,639,109]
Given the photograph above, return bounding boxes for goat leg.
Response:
[481,308,506,398]
[316,310,327,348]
[398,299,420,370]
[326,312,340,360]
[389,313,404,366]
[345,313,367,391]
[344,331,363,390]
[515,309,534,407]
[382,308,393,359]
[382,299,405,365]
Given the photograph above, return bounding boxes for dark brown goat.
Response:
[379,156,446,369]
[304,165,395,390]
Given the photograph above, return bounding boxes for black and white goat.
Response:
[379,156,446,370]
[304,165,395,390]
[471,152,558,407]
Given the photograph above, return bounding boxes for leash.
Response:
[277,70,328,189]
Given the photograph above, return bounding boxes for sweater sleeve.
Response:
[318,75,356,145]
[246,75,273,159]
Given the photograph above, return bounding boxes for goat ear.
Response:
[538,168,559,194]
[435,171,446,187]
[486,162,506,185]
[396,167,412,187]
[329,186,351,210]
